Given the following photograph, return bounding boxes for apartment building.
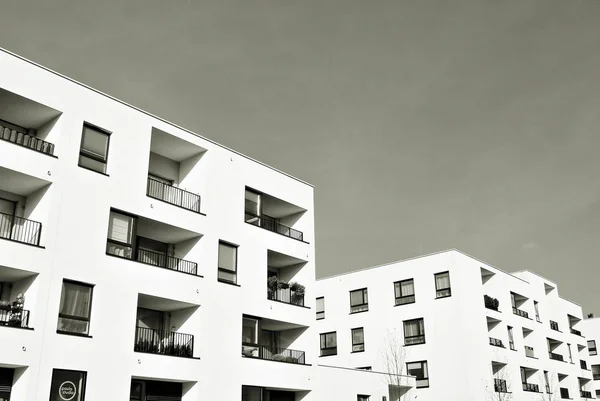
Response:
[0,48,414,401]
[582,317,600,399]
[316,249,595,401]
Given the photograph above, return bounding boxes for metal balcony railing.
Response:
[549,352,564,361]
[0,212,42,246]
[550,320,559,331]
[512,307,529,319]
[267,287,305,306]
[136,248,198,275]
[570,327,582,336]
[489,337,504,348]
[147,178,201,214]
[522,383,539,392]
[244,212,304,241]
[0,126,55,156]
[580,360,588,370]
[494,379,508,393]
[525,345,535,358]
[0,309,30,328]
[134,326,194,358]
[258,345,306,364]
[581,390,593,398]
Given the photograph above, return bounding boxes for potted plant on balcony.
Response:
[484,295,499,311]
[290,282,305,306]
[8,293,24,327]
[267,276,280,300]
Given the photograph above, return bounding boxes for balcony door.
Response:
[0,198,15,240]
[0,368,13,401]
[136,237,169,267]
[260,329,280,359]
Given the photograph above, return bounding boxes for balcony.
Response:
[525,345,535,358]
[242,315,308,365]
[570,328,582,336]
[550,320,560,331]
[0,212,42,246]
[136,248,198,276]
[549,352,564,362]
[0,265,37,331]
[134,326,193,357]
[489,337,505,348]
[513,307,529,319]
[494,378,508,393]
[523,383,540,392]
[0,308,30,328]
[256,345,306,365]
[266,250,308,307]
[581,390,593,399]
[484,295,499,311]
[245,187,306,242]
[268,285,304,306]
[0,126,55,156]
[147,177,201,214]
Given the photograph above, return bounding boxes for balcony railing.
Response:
[525,345,535,358]
[580,360,588,370]
[0,309,30,328]
[489,337,505,348]
[549,352,564,361]
[404,335,425,346]
[523,383,540,392]
[267,287,305,306]
[560,388,569,399]
[147,178,201,214]
[136,248,198,275]
[244,212,304,241]
[0,212,42,246]
[512,307,529,319]
[494,379,508,393]
[581,390,593,398]
[0,126,55,156]
[258,345,306,364]
[134,326,194,358]
[570,328,582,336]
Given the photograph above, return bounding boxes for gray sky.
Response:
[2,0,599,313]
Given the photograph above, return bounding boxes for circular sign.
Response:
[59,381,77,401]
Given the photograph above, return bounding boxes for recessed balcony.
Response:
[489,337,504,348]
[242,315,308,365]
[0,265,38,330]
[266,250,307,307]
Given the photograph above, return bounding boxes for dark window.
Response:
[406,361,429,388]
[356,366,372,370]
[588,340,597,356]
[357,396,370,401]
[507,326,515,350]
[403,318,425,345]
[434,271,451,298]
[241,316,260,358]
[592,364,600,380]
[0,368,14,401]
[49,369,87,401]
[394,279,415,305]
[78,123,110,174]
[106,210,136,259]
[350,288,368,313]
[320,332,337,356]
[218,241,238,284]
[351,327,365,352]
[550,320,559,331]
[57,280,93,335]
[534,301,541,322]
[316,297,325,320]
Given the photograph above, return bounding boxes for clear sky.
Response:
[2,0,599,313]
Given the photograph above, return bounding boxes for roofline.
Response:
[510,269,557,286]
[0,46,313,188]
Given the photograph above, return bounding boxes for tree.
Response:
[484,365,513,401]
[380,329,414,401]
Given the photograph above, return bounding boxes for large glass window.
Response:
[351,327,365,352]
[79,124,110,174]
[244,189,261,225]
[394,279,415,305]
[589,340,597,356]
[218,241,238,284]
[242,316,259,357]
[507,326,515,350]
[434,271,451,298]
[403,318,425,345]
[316,297,325,320]
[592,364,600,380]
[57,280,93,335]
[49,369,87,401]
[349,288,368,313]
[320,332,337,356]
[406,361,429,388]
[106,210,135,259]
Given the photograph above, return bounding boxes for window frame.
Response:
[49,368,88,401]
[320,331,337,356]
[316,297,325,320]
[106,209,137,260]
[78,122,111,175]
[403,318,426,346]
[351,327,365,353]
[57,279,94,336]
[394,278,415,306]
[591,364,600,380]
[406,360,429,388]
[217,240,238,285]
[434,271,451,298]
[349,288,369,314]
[589,340,597,356]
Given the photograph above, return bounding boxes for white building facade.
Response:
[582,317,600,399]
[0,48,414,401]
[316,249,595,401]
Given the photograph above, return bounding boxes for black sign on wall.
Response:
[49,369,87,401]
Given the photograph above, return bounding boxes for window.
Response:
[351,327,365,352]
[57,280,93,335]
[106,210,136,259]
[357,396,370,401]
[349,288,368,313]
[592,364,600,380]
[534,301,541,322]
[403,318,425,345]
[544,371,550,393]
[316,297,325,320]
[406,361,429,388]
[49,369,87,401]
[244,189,261,224]
[241,316,259,357]
[218,241,238,284]
[567,343,572,363]
[588,340,597,356]
[560,387,569,399]
[550,320,559,331]
[78,123,110,174]
[320,332,337,356]
[394,279,415,305]
[507,326,515,350]
[434,271,451,298]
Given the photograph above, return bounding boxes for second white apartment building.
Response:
[316,249,595,401]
